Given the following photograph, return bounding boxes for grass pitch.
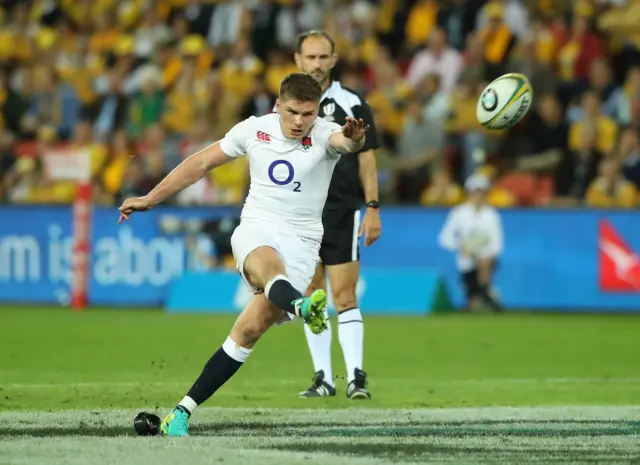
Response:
[1,308,639,463]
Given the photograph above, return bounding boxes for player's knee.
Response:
[332,286,357,312]
[232,318,268,348]
[245,250,286,289]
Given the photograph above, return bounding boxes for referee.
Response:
[293,30,381,399]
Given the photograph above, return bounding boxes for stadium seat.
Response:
[533,176,555,206]
[495,173,537,205]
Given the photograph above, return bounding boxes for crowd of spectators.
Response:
[1,0,640,209]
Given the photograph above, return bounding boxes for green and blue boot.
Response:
[295,289,328,335]
[160,407,190,437]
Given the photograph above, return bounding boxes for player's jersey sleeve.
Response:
[312,118,342,159]
[219,117,256,158]
[352,100,380,152]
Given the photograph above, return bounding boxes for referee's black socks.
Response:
[265,275,303,317]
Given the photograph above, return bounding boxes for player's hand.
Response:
[342,117,369,142]
[118,196,152,224]
[359,208,381,247]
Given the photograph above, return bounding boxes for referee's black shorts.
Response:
[319,208,361,266]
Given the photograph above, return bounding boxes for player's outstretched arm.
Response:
[328,117,369,154]
[118,141,232,223]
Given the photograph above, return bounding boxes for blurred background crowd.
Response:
[1,0,640,209]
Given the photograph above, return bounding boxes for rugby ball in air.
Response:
[476,73,533,130]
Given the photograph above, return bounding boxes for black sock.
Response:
[185,337,251,406]
[479,285,502,311]
[265,275,303,316]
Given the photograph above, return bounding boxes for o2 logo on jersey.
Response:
[268,160,301,192]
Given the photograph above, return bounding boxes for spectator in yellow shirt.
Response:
[264,48,298,96]
[219,36,263,103]
[421,169,464,207]
[405,0,439,49]
[486,186,516,208]
[477,2,516,73]
[162,34,214,90]
[69,121,108,177]
[569,91,618,156]
[367,57,413,139]
[102,129,135,197]
[217,36,263,130]
[162,60,210,136]
[90,11,122,55]
[586,158,638,208]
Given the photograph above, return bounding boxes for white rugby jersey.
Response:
[219,113,342,237]
[438,202,504,272]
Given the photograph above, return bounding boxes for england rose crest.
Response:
[302,136,312,150]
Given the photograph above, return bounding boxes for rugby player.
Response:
[117,72,369,436]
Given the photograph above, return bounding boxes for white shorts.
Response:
[231,219,321,301]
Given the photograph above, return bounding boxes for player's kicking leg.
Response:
[299,261,370,400]
[160,246,327,436]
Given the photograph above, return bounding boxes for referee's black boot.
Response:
[297,370,336,398]
[347,368,371,400]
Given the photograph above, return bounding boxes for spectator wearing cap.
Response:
[162,37,213,136]
[439,173,504,312]
[162,34,214,91]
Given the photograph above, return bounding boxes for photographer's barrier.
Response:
[164,269,453,315]
[0,206,639,311]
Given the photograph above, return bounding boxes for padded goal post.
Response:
[42,148,92,310]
